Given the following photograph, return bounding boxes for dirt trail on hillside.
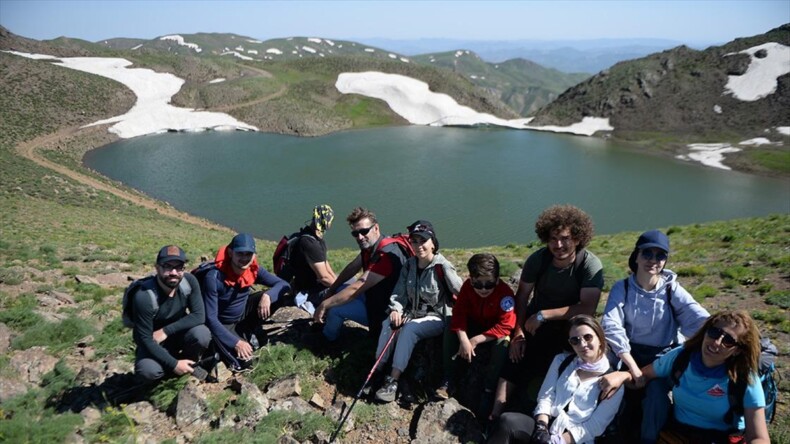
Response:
[209,84,287,113]
[15,126,231,233]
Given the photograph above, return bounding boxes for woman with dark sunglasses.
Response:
[601,229,710,442]
[371,220,463,403]
[488,315,623,444]
[600,310,770,444]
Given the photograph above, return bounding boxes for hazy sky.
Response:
[1,0,788,45]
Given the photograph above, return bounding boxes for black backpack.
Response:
[670,338,779,426]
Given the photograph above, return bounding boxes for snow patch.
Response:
[209,78,226,84]
[400,57,409,63]
[221,51,253,61]
[6,51,257,139]
[713,104,722,114]
[247,49,258,55]
[680,143,740,170]
[160,35,202,53]
[455,50,463,57]
[131,44,143,50]
[724,42,790,101]
[335,71,610,136]
[325,39,335,46]
[308,38,322,44]
[776,127,790,136]
[739,137,775,146]
[302,46,317,54]
[247,39,262,44]
[388,53,397,59]
[234,46,244,52]
[364,48,375,53]
[4,50,58,60]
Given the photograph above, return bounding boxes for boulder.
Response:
[324,400,354,433]
[0,377,30,402]
[413,399,483,444]
[0,322,11,352]
[10,346,58,384]
[266,375,301,400]
[270,396,313,415]
[175,379,210,428]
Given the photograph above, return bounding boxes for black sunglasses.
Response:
[640,249,668,262]
[471,280,496,290]
[568,333,595,346]
[706,326,739,348]
[350,225,375,238]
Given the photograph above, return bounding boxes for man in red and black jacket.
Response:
[313,207,408,342]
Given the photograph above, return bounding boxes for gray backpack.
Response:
[121,275,192,328]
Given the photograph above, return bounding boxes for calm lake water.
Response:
[84,127,789,249]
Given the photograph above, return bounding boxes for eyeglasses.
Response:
[471,280,496,290]
[640,249,668,262]
[706,326,739,348]
[409,236,429,245]
[568,333,595,346]
[350,225,375,238]
[160,264,185,272]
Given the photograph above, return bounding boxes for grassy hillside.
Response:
[0,30,788,443]
[412,50,589,115]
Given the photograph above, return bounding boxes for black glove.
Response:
[531,421,551,444]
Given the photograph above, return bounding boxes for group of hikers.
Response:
[125,204,772,444]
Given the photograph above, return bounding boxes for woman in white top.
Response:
[487,314,624,444]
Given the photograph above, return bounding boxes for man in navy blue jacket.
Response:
[200,233,290,371]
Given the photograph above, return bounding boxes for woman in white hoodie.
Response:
[602,229,709,443]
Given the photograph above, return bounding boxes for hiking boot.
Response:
[397,379,416,407]
[433,379,451,400]
[375,376,398,403]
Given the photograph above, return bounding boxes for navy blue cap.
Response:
[229,233,256,254]
[635,230,670,253]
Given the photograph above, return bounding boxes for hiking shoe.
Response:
[434,380,451,400]
[375,376,398,403]
[362,370,385,397]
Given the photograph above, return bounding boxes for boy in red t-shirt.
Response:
[439,253,516,418]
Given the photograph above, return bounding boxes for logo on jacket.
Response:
[707,384,726,397]
[500,296,515,312]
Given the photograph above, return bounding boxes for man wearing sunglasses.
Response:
[132,245,211,382]
[314,207,408,342]
[490,205,604,419]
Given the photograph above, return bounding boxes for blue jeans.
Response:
[641,376,672,442]
[323,291,367,341]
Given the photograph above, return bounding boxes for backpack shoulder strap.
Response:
[623,278,630,305]
[573,249,587,287]
[558,353,576,376]
[725,377,748,426]
[670,347,692,386]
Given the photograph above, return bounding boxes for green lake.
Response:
[84,126,790,249]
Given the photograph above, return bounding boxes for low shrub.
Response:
[765,291,790,309]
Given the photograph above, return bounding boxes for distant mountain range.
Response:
[353,37,708,73]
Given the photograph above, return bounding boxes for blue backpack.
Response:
[670,337,779,425]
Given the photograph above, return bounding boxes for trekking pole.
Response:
[329,317,407,443]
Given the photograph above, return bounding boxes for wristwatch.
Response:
[536,311,545,323]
